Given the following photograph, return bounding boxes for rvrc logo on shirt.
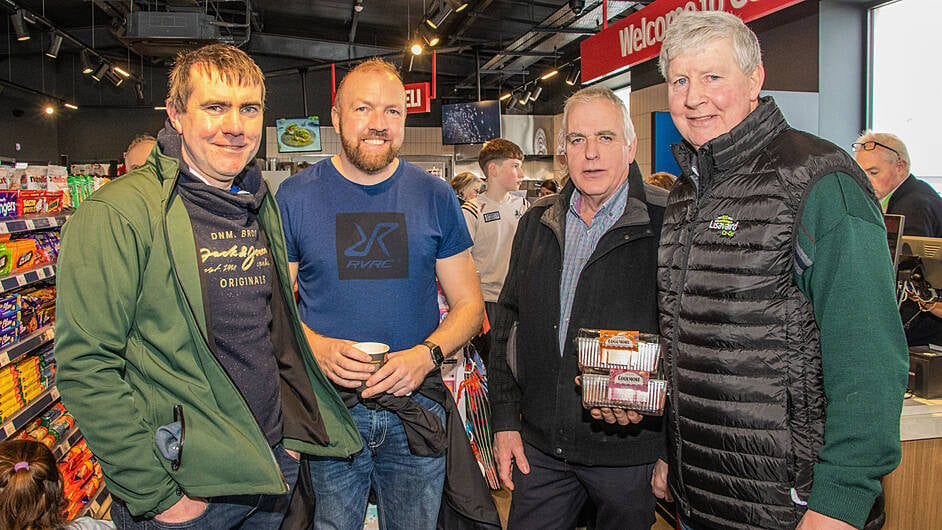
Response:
[336,212,409,279]
[708,214,739,238]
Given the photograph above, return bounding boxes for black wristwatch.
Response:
[422,340,444,367]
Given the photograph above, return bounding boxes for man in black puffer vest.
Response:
[651,11,908,530]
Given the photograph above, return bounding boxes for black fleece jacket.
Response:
[488,162,667,467]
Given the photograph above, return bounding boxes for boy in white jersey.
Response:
[464,138,528,340]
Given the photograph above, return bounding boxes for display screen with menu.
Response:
[276,117,322,153]
[441,101,501,145]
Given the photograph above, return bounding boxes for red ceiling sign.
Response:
[580,0,807,84]
[405,82,431,114]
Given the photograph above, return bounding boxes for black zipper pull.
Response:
[172,404,185,471]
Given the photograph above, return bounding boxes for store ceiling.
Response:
[0,0,653,104]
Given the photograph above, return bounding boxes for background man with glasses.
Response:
[855,131,942,346]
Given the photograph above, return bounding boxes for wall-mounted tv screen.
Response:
[441,100,501,145]
[276,117,322,153]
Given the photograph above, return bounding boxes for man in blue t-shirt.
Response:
[276,58,484,529]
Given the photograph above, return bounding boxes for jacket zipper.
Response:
[669,162,709,518]
[161,180,288,491]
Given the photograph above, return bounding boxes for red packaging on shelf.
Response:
[17,190,45,216]
[43,190,63,213]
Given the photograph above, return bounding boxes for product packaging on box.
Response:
[0,190,19,218]
[0,326,18,347]
[23,166,48,190]
[0,293,19,315]
[17,190,46,216]
[7,239,38,272]
[0,168,15,190]
[577,328,667,415]
[0,311,19,331]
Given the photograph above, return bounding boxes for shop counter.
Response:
[883,396,942,529]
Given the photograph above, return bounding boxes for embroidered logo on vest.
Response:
[708,215,739,238]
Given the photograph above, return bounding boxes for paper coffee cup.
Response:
[354,342,389,391]
[353,342,389,364]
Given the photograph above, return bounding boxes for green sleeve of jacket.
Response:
[794,172,908,528]
[55,199,181,518]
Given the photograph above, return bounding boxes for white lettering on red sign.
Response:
[406,86,423,109]
[582,0,802,83]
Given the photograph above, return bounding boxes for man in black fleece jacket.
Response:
[488,85,667,530]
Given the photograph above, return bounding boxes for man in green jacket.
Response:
[55,43,361,529]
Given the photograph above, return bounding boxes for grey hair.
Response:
[658,11,762,79]
[856,130,911,169]
[558,85,635,154]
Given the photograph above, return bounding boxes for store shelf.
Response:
[79,484,111,520]
[52,423,84,461]
[0,386,60,441]
[0,212,71,235]
[0,325,54,368]
[0,262,56,294]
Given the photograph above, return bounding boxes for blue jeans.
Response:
[110,443,299,529]
[308,393,446,530]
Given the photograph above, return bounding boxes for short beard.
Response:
[341,133,400,175]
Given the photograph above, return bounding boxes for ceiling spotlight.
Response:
[113,65,131,78]
[45,34,63,59]
[44,105,55,115]
[64,102,78,110]
[530,86,543,102]
[521,90,532,104]
[499,92,512,101]
[354,1,364,12]
[540,69,559,81]
[506,96,519,111]
[81,50,95,74]
[11,10,30,41]
[568,0,586,15]
[91,62,111,82]
[418,25,439,47]
[565,66,581,86]
[108,72,124,87]
[410,42,423,55]
[444,0,469,12]
[425,4,452,29]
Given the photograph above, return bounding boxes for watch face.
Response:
[425,341,443,365]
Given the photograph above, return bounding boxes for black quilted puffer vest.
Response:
[657,97,876,529]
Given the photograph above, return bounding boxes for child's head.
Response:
[478,139,524,193]
[0,439,66,530]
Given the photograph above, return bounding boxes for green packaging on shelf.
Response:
[0,243,12,277]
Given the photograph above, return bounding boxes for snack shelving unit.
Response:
[0,209,112,520]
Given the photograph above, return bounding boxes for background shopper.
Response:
[0,439,115,530]
[853,131,942,345]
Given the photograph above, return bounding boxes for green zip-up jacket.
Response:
[54,146,362,518]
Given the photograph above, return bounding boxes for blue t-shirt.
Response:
[277,158,472,351]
